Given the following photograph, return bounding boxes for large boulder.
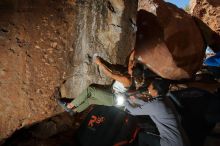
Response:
[190,0,220,52]
[0,0,137,142]
[135,0,205,80]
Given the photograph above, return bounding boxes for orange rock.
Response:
[135,0,205,80]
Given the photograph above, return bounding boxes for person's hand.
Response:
[128,64,133,76]
[67,103,74,109]
[129,96,136,102]
[94,56,102,65]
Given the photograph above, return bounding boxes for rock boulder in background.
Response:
[190,0,220,52]
[135,0,205,80]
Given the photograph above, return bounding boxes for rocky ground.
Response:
[1,111,88,146]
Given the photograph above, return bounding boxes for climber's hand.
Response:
[67,103,74,109]
[94,56,102,65]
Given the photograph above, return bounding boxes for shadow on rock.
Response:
[2,112,81,146]
[193,16,220,52]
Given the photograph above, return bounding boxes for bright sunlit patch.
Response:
[115,94,125,106]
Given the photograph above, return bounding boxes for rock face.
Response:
[0,0,137,142]
[63,0,137,98]
[135,0,205,80]
[190,0,220,52]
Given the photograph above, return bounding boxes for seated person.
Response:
[66,56,145,113]
[125,78,187,146]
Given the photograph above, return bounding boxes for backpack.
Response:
[76,105,140,146]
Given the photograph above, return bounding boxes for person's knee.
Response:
[87,84,96,93]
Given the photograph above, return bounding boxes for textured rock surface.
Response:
[63,0,137,98]
[190,0,220,52]
[136,0,205,80]
[0,0,137,142]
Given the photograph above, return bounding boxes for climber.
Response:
[125,78,187,146]
[64,55,145,113]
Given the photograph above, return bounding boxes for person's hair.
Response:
[132,63,144,77]
[151,78,170,96]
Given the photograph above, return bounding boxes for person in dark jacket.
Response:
[125,78,187,146]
